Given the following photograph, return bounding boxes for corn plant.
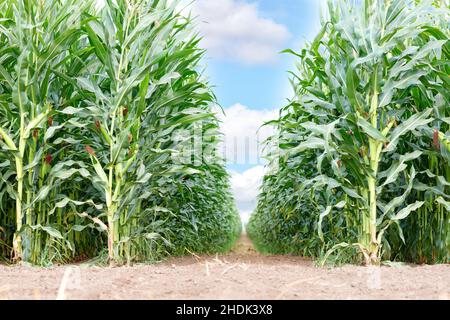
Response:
[0,0,240,265]
[249,0,449,265]
[0,0,95,263]
[67,0,232,264]
[386,5,450,263]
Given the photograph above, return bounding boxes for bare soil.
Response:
[0,235,448,300]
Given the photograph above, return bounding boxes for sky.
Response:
[183,0,325,223]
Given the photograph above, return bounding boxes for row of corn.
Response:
[248,0,449,265]
[0,0,241,266]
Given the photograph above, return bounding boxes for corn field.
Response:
[248,0,450,265]
[0,0,241,266]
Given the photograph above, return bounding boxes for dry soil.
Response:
[0,235,448,300]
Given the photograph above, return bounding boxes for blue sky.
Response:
[184,0,324,222]
[207,0,323,109]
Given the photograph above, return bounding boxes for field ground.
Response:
[0,235,449,300]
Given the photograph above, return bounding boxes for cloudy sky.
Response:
[182,0,325,224]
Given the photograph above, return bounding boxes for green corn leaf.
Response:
[390,201,425,221]
[435,197,450,211]
[318,206,332,241]
[357,116,388,142]
[29,225,63,240]
[384,109,433,152]
[48,198,103,216]
[380,151,422,187]
[92,160,109,186]
[0,127,17,150]
[24,112,50,139]
[379,166,416,220]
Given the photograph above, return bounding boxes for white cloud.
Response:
[230,165,265,203]
[213,104,278,224]
[185,0,291,64]
[216,103,278,166]
[229,165,267,224]
[101,0,289,64]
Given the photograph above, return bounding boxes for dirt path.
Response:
[0,235,449,300]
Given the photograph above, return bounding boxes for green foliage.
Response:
[248,0,449,265]
[0,0,240,265]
